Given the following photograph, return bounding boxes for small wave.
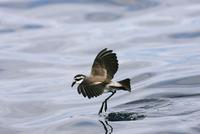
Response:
[170,31,200,39]
[106,112,146,122]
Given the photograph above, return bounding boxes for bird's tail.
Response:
[118,78,131,92]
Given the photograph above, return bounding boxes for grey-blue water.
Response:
[0,0,200,134]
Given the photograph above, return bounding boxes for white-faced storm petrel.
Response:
[71,48,131,114]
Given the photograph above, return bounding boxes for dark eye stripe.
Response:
[75,78,82,81]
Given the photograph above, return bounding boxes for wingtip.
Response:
[102,48,114,52]
[100,48,115,54]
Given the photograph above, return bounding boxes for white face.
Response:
[75,78,84,84]
[74,75,85,84]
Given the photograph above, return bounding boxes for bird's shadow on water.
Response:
[98,112,146,134]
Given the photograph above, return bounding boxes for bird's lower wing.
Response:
[77,83,105,99]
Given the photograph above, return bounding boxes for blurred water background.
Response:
[0,0,200,134]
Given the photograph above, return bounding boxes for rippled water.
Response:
[1,0,200,134]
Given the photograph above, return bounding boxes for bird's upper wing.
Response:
[77,81,106,99]
[90,48,118,81]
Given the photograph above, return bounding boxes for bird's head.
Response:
[71,74,86,87]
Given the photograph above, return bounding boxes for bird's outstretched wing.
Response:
[77,82,106,99]
[90,48,118,81]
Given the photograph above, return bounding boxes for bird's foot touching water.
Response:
[98,91,116,115]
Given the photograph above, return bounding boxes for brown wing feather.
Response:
[91,48,118,81]
[77,81,106,99]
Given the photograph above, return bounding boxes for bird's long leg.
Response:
[104,90,116,112]
[98,101,105,115]
[98,91,116,115]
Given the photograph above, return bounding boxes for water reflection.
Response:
[99,119,113,134]
[98,111,146,134]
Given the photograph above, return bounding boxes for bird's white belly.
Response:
[103,88,112,93]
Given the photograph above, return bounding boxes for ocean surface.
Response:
[0,0,200,134]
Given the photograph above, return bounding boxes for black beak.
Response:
[71,81,76,87]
